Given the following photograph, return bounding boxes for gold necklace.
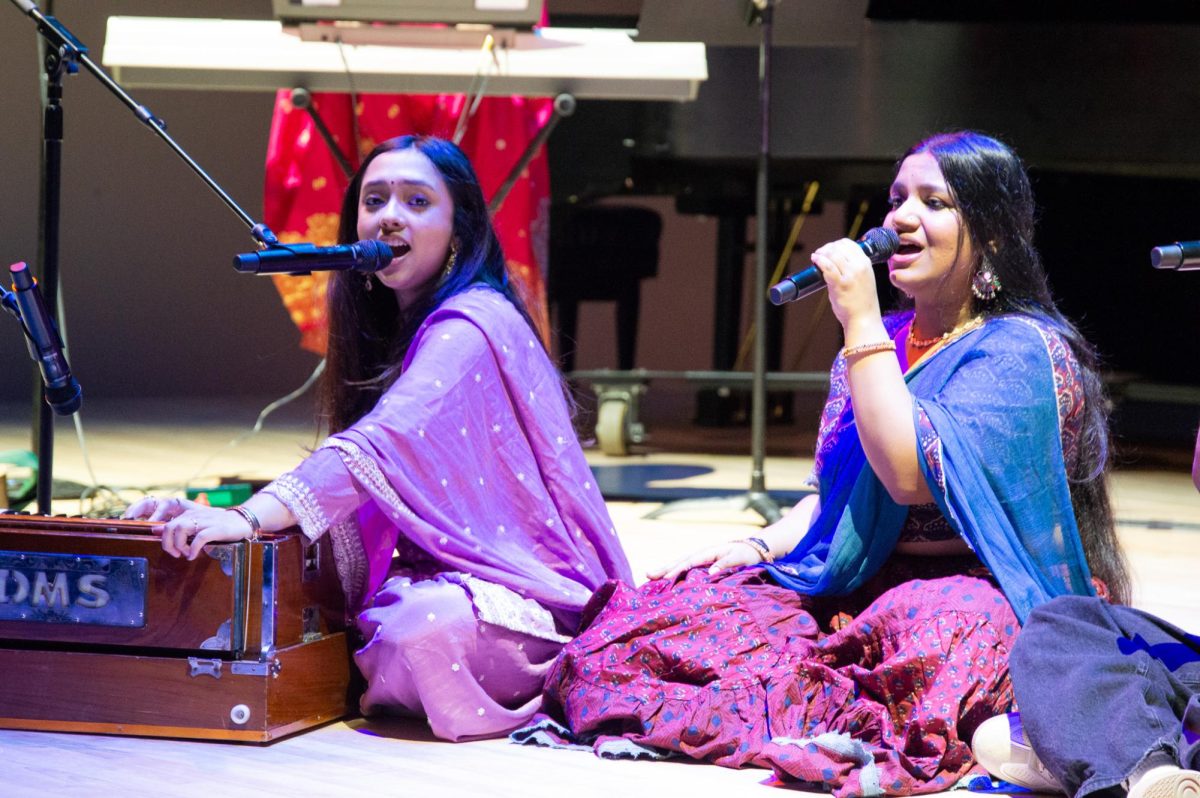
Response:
[907,316,983,349]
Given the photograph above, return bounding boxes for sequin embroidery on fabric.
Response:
[328,517,368,610]
[261,472,329,541]
[462,575,571,643]
[322,437,421,524]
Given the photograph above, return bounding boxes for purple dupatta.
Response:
[265,287,632,632]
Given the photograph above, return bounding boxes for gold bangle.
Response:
[841,340,897,360]
[230,505,262,542]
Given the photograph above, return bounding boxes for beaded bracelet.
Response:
[841,340,897,360]
[741,536,774,563]
[230,505,262,542]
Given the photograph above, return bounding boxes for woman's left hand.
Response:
[810,238,884,335]
[124,496,256,561]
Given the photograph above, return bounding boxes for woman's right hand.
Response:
[124,495,193,523]
[810,237,885,337]
[647,539,766,583]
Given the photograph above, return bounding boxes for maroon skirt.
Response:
[541,556,1019,797]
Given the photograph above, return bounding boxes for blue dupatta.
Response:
[765,314,1095,623]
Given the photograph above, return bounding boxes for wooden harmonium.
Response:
[0,513,352,742]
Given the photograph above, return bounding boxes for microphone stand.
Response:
[12,0,279,513]
[745,0,780,523]
[645,0,782,525]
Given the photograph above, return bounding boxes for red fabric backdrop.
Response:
[263,90,553,354]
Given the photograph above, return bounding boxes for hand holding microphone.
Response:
[769,227,900,305]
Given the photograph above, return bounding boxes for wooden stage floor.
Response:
[1,397,1197,797]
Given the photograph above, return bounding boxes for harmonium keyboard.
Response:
[0,513,353,742]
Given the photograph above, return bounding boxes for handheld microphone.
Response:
[768,227,901,306]
[9,262,82,416]
[1149,240,1200,271]
[232,240,403,275]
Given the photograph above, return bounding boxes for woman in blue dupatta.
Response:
[525,132,1130,796]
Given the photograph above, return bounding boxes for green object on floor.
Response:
[0,449,37,511]
[186,482,253,508]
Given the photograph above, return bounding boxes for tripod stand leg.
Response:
[643,490,784,525]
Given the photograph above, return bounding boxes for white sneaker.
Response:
[1127,767,1200,798]
[971,713,1065,794]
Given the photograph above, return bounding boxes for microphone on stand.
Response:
[232,240,403,275]
[7,261,82,416]
[1150,240,1200,271]
[768,227,901,305]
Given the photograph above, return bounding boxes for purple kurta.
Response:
[262,287,632,739]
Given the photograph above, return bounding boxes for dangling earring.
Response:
[363,273,374,292]
[443,242,458,278]
[971,266,1001,301]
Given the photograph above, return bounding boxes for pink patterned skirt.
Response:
[539,556,1019,797]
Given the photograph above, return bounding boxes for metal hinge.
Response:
[231,658,282,678]
[188,657,222,679]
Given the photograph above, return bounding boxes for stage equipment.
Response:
[0,514,351,741]
[1151,240,1200,271]
[273,0,544,29]
[101,17,705,101]
[233,239,398,275]
[2,262,81,415]
[10,1,398,510]
[273,0,544,48]
[671,0,789,518]
[288,86,355,179]
[638,0,790,524]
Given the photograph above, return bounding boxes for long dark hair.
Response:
[903,130,1130,604]
[321,135,537,433]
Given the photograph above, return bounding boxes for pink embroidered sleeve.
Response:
[261,448,371,541]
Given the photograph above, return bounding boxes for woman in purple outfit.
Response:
[125,135,633,741]
[520,131,1129,796]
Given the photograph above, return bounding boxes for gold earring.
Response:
[443,243,458,277]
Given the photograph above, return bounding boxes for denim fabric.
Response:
[1011,596,1200,798]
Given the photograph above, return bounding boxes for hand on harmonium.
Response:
[124,496,260,561]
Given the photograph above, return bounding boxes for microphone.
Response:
[1149,240,1200,271]
[232,240,403,275]
[768,227,901,305]
[8,262,82,416]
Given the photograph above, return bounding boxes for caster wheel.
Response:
[596,400,630,456]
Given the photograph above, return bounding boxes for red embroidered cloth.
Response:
[264,91,552,353]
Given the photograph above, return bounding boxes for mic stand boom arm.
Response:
[11,0,276,246]
[10,0,281,514]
